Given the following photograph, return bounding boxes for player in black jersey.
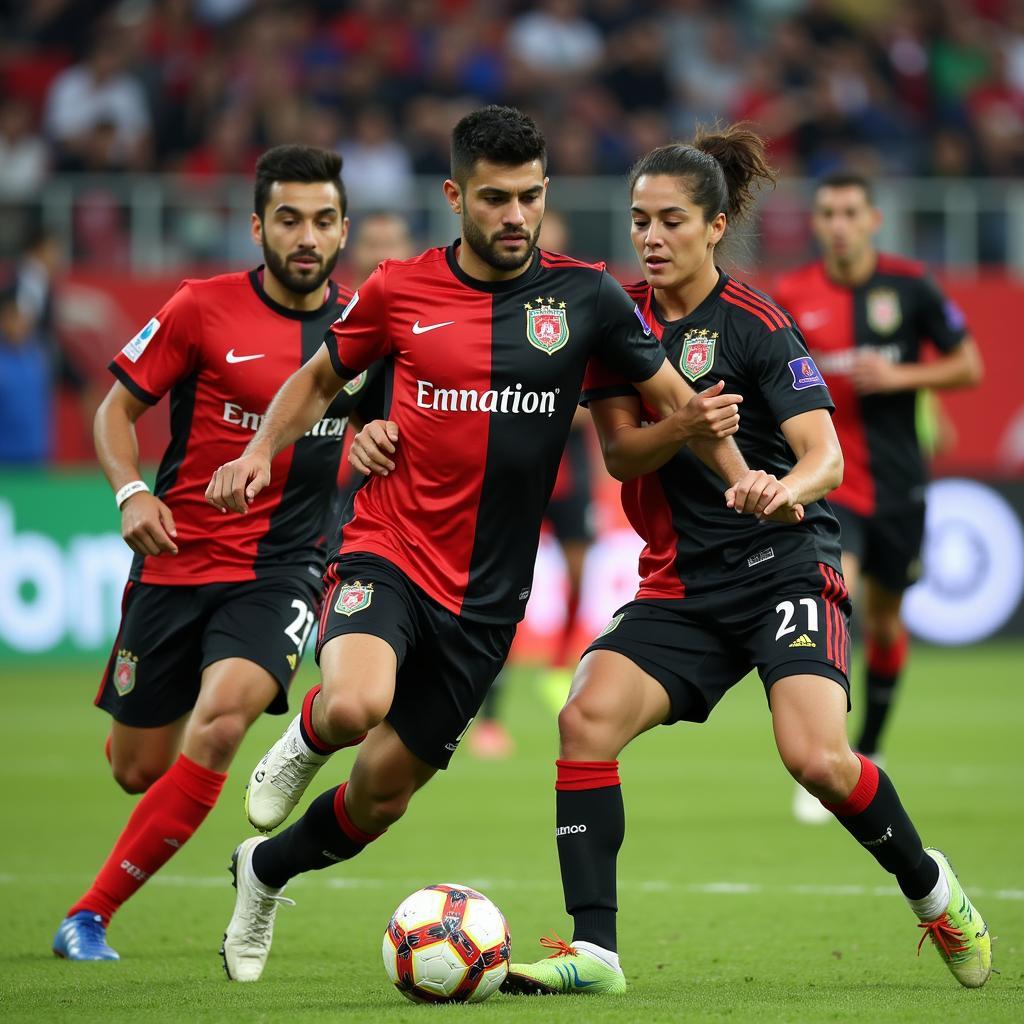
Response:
[504,127,991,995]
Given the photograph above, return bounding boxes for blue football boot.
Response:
[53,911,120,961]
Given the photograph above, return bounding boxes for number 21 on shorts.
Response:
[774,598,819,641]
[284,599,315,651]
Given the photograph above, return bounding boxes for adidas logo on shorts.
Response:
[789,633,816,649]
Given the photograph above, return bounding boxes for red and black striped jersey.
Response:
[109,268,379,586]
[583,271,842,599]
[774,256,967,516]
[324,242,665,623]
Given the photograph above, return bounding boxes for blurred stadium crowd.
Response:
[2,0,1024,207]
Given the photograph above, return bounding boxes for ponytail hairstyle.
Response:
[627,123,776,252]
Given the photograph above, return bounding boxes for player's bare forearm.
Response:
[778,410,844,506]
[598,415,697,481]
[897,338,983,391]
[94,382,147,491]
[687,435,749,486]
[246,346,344,459]
[777,442,843,506]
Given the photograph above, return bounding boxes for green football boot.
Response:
[502,935,626,996]
[916,849,992,988]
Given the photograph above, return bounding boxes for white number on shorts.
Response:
[285,599,315,651]
[774,598,819,641]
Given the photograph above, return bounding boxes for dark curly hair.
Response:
[254,144,347,219]
[450,105,547,185]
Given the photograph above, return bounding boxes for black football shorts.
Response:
[832,501,926,595]
[585,562,852,724]
[95,575,321,727]
[317,553,516,769]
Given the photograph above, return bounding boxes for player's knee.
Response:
[865,611,903,647]
[190,710,249,764]
[112,760,163,794]
[557,694,619,758]
[318,688,384,741]
[785,747,850,799]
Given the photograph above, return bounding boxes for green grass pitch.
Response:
[1,644,1021,1022]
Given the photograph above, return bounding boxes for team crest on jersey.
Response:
[342,371,367,396]
[524,297,569,355]
[595,613,624,639]
[334,581,373,616]
[679,329,718,381]
[113,649,138,696]
[866,288,902,334]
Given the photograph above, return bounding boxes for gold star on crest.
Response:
[536,296,546,305]
[558,301,566,309]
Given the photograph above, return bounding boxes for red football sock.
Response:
[68,754,226,924]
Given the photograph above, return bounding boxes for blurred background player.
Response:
[775,173,983,824]
[52,146,381,961]
[469,209,598,758]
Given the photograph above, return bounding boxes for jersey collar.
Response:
[651,268,729,330]
[444,240,542,293]
[248,267,340,321]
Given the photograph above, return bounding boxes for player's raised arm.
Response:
[94,381,178,556]
[206,343,347,513]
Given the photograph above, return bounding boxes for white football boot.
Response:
[221,837,294,982]
[245,714,331,832]
[792,782,834,825]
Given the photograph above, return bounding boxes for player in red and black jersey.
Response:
[53,146,380,962]
[505,129,990,994]
[206,106,751,983]
[775,173,983,809]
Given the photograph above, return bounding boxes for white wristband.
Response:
[115,480,149,509]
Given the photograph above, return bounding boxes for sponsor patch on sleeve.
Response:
[943,299,966,331]
[788,356,826,390]
[633,304,652,336]
[121,317,160,363]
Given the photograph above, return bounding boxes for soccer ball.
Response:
[382,883,511,1003]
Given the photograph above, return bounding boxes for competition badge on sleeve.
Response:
[524,297,569,355]
[334,581,373,616]
[679,329,717,381]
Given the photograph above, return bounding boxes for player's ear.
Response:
[443,179,462,215]
[338,215,351,252]
[251,213,263,247]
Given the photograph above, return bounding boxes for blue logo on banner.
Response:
[788,356,825,390]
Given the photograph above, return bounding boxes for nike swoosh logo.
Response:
[412,320,455,334]
[556,962,598,989]
[226,349,266,363]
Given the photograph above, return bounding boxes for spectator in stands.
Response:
[0,287,51,464]
[43,30,152,171]
[339,107,414,210]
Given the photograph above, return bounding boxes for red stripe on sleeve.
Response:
[720,289,780,331]
[728,282,791,329]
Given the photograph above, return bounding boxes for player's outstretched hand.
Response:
[676,380,742,440]
[121,492,178,556]
[205,451,271,514]
[725,470,805,524]
[350,420,399,476]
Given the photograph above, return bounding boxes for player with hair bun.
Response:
[503,125,991,995]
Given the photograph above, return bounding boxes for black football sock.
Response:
[855,632,908,756]
[555,759,624,952]
[251,782,383,889]
[824,754,939,900]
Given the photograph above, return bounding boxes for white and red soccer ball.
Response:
[382,883,511,1003]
